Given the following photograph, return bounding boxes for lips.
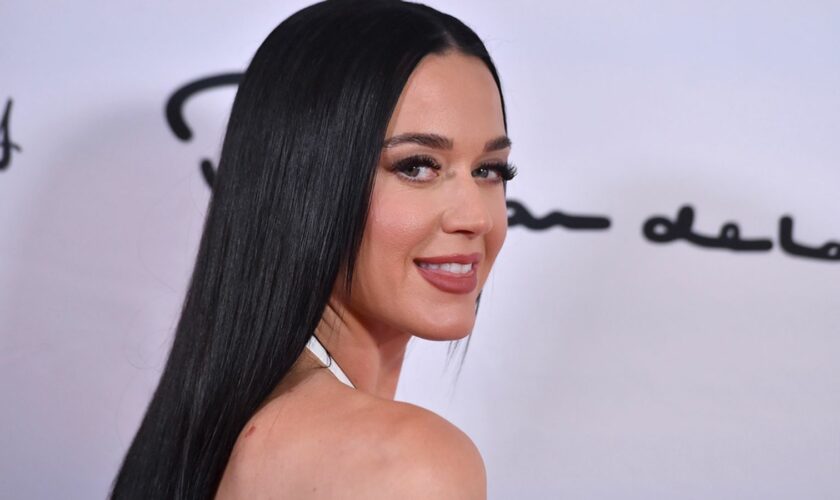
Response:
[413,253,481,294]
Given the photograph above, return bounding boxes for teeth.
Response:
[418,262,473,274]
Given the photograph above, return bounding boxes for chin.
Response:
[408,311,476,341]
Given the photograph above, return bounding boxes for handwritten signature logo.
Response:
[507,200,610,230]
[164,74,838,264]
[165,73,243,187]
[1,98,22,171]
[643,205,839,261]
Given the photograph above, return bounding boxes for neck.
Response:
[314,298,411,399]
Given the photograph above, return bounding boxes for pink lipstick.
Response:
[413,253,481,294]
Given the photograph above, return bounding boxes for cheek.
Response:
[367,187,429,267]
[353,181,435,308]
[480,191,509,282]
[490,194,509,252]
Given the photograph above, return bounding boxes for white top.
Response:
[305,335,355,389]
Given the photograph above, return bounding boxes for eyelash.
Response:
[390,154,518,184]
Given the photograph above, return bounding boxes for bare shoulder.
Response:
[216,371,485,499]
[364,399,488,500]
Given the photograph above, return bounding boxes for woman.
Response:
[111,0,516,498]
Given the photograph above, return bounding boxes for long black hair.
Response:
[111,1,508,498]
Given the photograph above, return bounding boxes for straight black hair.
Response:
[111,0,508,498]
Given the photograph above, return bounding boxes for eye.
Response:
[390,155,441,183]
[473,162,518,183]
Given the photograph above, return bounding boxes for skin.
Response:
[216,50,511,500]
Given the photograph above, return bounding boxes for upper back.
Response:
[215,361,486,499]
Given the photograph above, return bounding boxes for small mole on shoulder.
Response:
[244,425,257,437]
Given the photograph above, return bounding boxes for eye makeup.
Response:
[389,154,518,184]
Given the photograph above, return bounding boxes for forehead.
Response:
[385,51,505,148]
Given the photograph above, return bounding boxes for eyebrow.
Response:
[382,133,512,153]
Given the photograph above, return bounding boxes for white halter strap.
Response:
[305,335,355,389]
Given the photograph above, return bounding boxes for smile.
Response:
[416,262,474,274]
[413,253,481,294]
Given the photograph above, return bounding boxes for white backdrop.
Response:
[2,1,839,498]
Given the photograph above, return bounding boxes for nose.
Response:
[440,176,494,237]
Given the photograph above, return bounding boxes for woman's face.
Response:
[339,51,511,341]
